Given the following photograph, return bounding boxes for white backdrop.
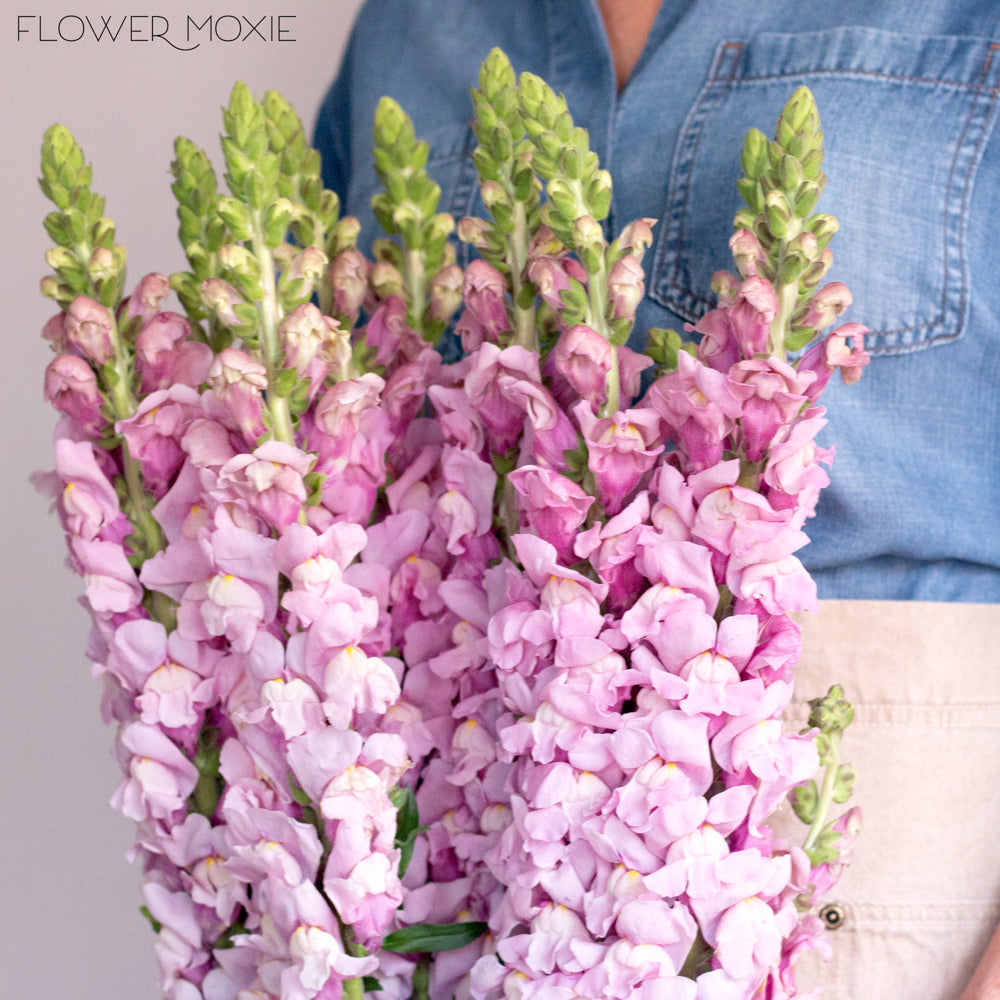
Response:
[0,2,363,996]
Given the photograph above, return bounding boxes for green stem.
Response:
[403,246,428,336]
[411,956,431,1000]
[251,212,295,445]
[803,731,841,852]
[105,317,168,568]
[507,201,536,350]
[769,276,798,360]
[585,258,620,418]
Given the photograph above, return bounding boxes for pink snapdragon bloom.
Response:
[463,344,538,454]
[327,246,370,325]
[51,436,130,542]
[648,351,749,471]
[140,515,279,652]
[279,302,344,388]
[44,354,104,434]
[799,281,852,333]
[64,295,115,364]
[552,324,614,406]
[135,312,213,393]
[575,402,664,514]
[729,357,814,463]
[608,254,645,321]
[365,295,425,369]
[213,440,314,531]
[762,411,832,514]
[509,465,594,564]
[124,272,171,324]
[117,386,205,496]
[199,277,244,327]
[798,321,870,397]
[527,253,574,312]
[729,229,767,280]
[435,446,497,555]
[207,348,268,444]
[462,259,511,342]
[110,721,199,822]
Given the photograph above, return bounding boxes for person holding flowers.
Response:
[310,2,1000,998]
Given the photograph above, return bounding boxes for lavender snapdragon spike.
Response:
[438,55,866,1000]
[36,84,468,1000]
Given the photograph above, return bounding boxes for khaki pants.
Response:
[775,601,1000,999]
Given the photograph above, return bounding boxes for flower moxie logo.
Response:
[16,13,296,51]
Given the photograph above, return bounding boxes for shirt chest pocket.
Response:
[647,28,1000,356]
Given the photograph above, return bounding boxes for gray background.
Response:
[1,2,364,996]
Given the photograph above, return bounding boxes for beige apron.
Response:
[774,601,1000,999]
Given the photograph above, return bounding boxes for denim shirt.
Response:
[313,0,1000,602]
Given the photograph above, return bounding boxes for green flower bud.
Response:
[586,170,613,220]
[371,260,404,299]
[330,215,360,254]
[778,153,803,192]
[807,684,855,735]
[40,274,72,303]
[45,246,76,271]
[572,214,604,253]
[561,144,585,180]
[764,189,793,239]
[800,147,824,181]
[87,247,117,283]
[216,197,253,241]
[428,263,464,322]
[218,244,259,276]
[794,182,822,218]
[741,127,770,181]
[426,212,456,245]
[457,215,493,249]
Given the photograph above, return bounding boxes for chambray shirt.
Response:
[313,0,1000,602]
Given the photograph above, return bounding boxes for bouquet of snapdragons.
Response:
[36,48,865,1000]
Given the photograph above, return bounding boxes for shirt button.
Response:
[820,903,847,930]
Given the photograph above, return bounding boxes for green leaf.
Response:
[381,921,489,954]
[390,785,420,845]
[362,977,382,992]
[139,905,162,935]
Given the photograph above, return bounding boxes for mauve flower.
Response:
[320,646,401,729]
[136,311,212,393]
[110,721,199,821]
[729,357,813,463]
[463,343,538,454]
[64,295,115,364]
[279,302,342,389]
[714,895,782,983]
[728,276,779,358]
[199,278,244,327]
[52,436,129,542]
[509,465,594,564]
[125,272,171,324]
[70,535,143,613]
[552,324,614,406]
[608,255,645,321]
[365,295,425,368]
[117,386,205,496]
[207,349,267,444]
[327,246,369,325]
[213,440,314,531]
[647,352,749,472]
[576,402,664,514]
[44,354,104,433]
[689,306,741,373]
[798,321,870,398]
[463,259,511,341]
[434,446,497,555]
